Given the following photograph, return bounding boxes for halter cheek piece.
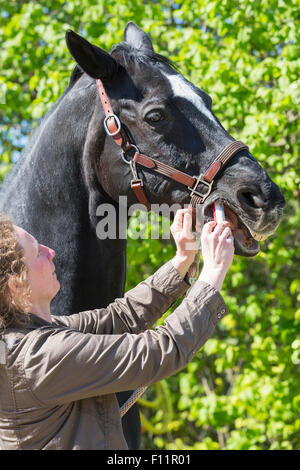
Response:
[96,79,248,210]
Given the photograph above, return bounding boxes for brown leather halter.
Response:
[96,79,248,210]
[96,79,248,414]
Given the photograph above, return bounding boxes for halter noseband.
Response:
[96,79,248,210]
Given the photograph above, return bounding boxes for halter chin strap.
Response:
[96,79,248,210]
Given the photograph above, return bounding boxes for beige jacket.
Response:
[0,261,227,450]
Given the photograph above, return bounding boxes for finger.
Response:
[202,221,216,236]
[180,207,193,219]
[201,221,216,244]
[172,210,184,230]
[182,210,193,234]
[212,221,231,236]
[219,227,233,241]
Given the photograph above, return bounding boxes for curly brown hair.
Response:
[0,214,31,329]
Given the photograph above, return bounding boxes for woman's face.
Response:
[14,226,60,306]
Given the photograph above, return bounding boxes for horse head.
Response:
[66,22,285,257]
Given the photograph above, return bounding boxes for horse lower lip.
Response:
[233,226,259,251]
[249,231,268,241]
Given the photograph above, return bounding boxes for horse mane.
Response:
[48,65,85,112]
[6,42,174,172]
[111,42,178,71]
[40,65,85,120]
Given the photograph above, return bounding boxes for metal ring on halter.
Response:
[129,159,140,181]
[103,114,122,137]
[121,144,140,165]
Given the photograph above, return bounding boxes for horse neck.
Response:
[28,91,94,196]
[4,77,125,242]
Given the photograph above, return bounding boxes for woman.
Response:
[0,208,234,450]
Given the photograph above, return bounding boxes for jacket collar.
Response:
[27,313,53,328]
[0,313,53,337]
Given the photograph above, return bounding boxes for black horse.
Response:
[0,22,285,449]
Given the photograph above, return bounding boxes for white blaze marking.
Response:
[164,73,216,123]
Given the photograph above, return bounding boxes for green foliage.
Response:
[0,0,299,450]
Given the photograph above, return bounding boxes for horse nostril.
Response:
[239,191,268,210]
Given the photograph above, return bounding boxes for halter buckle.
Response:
[188,175,213,203]
[103,114,121,137]
[130,179,143,188]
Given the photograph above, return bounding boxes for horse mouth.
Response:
[204,201,265,256]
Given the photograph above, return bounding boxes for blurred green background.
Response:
[0,0,299,450]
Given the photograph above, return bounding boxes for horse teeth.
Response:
[250,232,268,241]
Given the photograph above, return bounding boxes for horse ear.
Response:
[123,22,154,51]
[65,30,119,81]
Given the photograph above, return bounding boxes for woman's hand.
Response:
[198,220,234,291]
[170,208,198,279]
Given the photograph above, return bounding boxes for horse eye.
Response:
[145,110,165,123]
